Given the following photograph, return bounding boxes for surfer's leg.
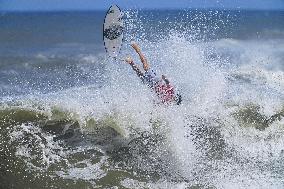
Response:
[131,42,150,71]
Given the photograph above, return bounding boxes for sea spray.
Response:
[1,10,284,189]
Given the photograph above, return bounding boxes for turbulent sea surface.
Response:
[1,9,284,188]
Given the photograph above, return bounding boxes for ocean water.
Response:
[0,9,284,189]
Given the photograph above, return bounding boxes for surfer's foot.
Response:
[125,57,134,64]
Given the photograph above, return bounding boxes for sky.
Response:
[0,0,284,11]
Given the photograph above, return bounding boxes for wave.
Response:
[1,31,284,188]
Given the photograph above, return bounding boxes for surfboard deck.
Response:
[103,5,124,58]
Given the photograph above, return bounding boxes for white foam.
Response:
[3,31,284,187]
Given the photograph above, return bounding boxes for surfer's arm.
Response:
[125,57,144,78]
[131,42,150,71]
[130,63,144,78]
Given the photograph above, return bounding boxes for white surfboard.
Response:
[103,5,124,58]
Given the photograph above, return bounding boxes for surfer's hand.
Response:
[125,57,134,64]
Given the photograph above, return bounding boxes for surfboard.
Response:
[103,5,124,58]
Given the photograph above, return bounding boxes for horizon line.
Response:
[1,7,284,13]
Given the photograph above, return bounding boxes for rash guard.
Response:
[143,69,177,104]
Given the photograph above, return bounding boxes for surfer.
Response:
[124,42,182,105]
